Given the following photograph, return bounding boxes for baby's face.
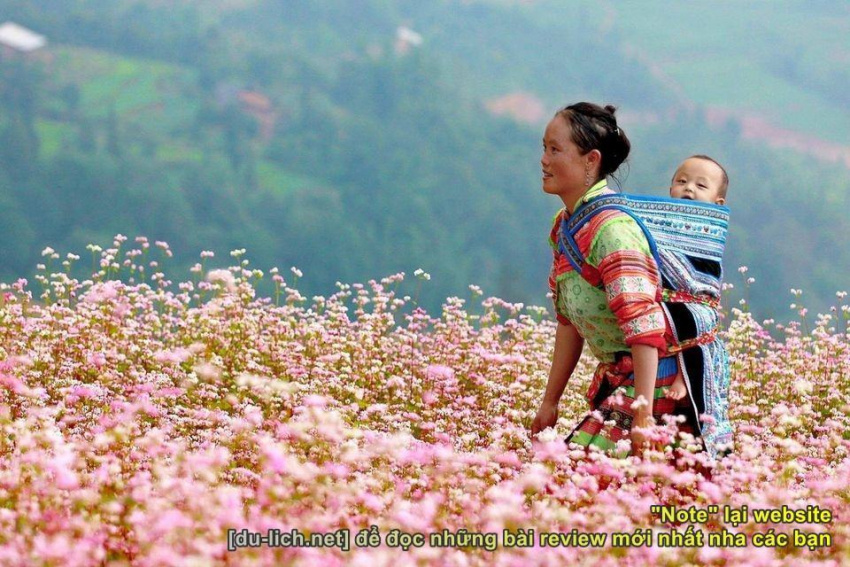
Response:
[669,158,726,205]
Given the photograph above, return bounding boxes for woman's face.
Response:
[541,116,589,203]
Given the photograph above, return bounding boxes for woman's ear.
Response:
[587,148,602,171]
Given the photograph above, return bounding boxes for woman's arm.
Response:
[630,343,659,454]
[589,216,666,454]
[631,343,658,416]
[531,322,584,438]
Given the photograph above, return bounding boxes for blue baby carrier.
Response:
[557,193,734,458]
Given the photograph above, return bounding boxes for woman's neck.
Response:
[562,179,607,214]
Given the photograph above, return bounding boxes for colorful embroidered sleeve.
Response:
[587,215,667,349]
[547,209,571,326]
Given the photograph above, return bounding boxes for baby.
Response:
[665,154,728,400]
[668,154,727,206]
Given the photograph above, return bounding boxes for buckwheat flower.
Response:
[535,427,559,443]
[193,362,221,382]
[9,355,33,367]
[793,378,813,395]
[738,266,748,274]
[615,439,632,456]
[152,509,192,538]
[425,364,454,381]
[206,269,236,291]
[291,266,303,278]
[302,394,328,408]
[261,441,289,474]
[87,352,106,368]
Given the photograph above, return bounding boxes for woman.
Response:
[530,102,697,456]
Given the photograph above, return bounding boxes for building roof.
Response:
[0,22,47,52]
[396,26,423,47]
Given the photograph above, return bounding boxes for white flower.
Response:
[535,427,559,442]
[207,269,236,291]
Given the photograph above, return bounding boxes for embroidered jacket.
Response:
[548,180,668,362]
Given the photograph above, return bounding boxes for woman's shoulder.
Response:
[585,208,652,261]
[548,207,567,251]
[583,205,644,239]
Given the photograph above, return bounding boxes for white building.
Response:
[0,22,47,54]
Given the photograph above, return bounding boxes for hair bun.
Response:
[558,101,630,179]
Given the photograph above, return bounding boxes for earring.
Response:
[585,167,591,187]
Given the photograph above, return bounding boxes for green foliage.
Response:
[0,0,847,320]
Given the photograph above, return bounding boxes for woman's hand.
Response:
[531,322,583,440]
[531,401,559,439]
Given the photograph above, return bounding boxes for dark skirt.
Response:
[565,355,699,457]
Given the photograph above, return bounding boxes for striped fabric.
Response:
[565,355,697,457]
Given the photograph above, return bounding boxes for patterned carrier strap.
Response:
[559,193,730,356]
[660,288,721,355]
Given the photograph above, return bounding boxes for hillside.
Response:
[0,0,848,320]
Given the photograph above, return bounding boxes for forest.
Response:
[1,0,848,319]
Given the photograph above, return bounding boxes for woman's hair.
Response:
[556,102,631,181]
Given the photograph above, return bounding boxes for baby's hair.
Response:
[687,154,729,198]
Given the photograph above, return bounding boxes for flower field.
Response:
[0,237,848,566]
